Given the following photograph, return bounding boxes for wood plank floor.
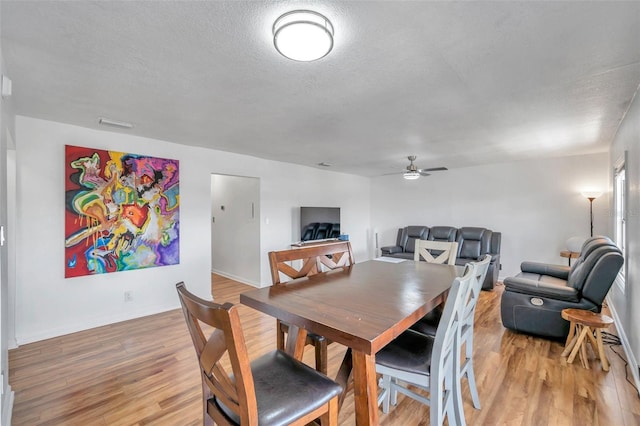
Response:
[9,274,640,425]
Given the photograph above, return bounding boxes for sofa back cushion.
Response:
[402,226,429,253]
[428,226,458,242]
[457,227,492,259]
[568,244,622,291]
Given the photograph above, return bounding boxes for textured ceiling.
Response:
[2,1,640,176]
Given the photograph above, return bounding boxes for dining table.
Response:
[240,258,463,425]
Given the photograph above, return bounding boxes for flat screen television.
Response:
[300,207,340,241]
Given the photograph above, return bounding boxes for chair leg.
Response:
[463,333,481,409]
[465,360,481,409]
[319,396,339,426]
[276,319,285,351]
[315,339,328,375]
[390,377,399,407]
[380,374,392,414]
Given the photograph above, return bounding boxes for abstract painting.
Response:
[65,145,180,277]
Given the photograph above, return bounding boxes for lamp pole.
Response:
[588,197,596,237]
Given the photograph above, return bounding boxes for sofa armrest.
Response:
[381,245,403,255]
[520,262,570,280]
[503,276,580,302]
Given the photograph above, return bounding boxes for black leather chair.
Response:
[455,227,501,290]
[501,236,623,340]
[380,226,429,259]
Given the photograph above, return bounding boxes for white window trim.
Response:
[613,151,627,292]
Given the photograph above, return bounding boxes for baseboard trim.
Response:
[211,269,262,288]
[606,296,640,396]
[2,385,14,426]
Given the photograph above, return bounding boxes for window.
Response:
[613,154,626,289]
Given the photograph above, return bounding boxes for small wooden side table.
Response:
[560,250,580,266]
[561,308,614,371]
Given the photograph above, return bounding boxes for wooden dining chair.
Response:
[375,266,475,426]
[268,241,354,374]
[411,254,492,412]
[414,239,459,265]
[176,282,342,426]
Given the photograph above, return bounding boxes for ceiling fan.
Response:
[386,156,448,180]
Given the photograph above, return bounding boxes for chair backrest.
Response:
[460,255,492,332]
[414,240,459,265]
[456,227,493,259]
[430,267,475,396]
[268,241,354,284]
[176,282,258,425]
[398,226,429,253]
[566,240,623,307]
[569,236,617,274]
[427,226,458,242]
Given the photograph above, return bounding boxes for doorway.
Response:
[210,174,261,286]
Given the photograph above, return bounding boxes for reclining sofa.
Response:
[501,236,623,340]
[380,226,501,290]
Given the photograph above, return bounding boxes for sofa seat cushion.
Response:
[503,273,580,302]
[517,272,568,287]
[386,252,414,260]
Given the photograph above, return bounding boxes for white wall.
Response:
[609,86,640,377]
[0,19,17,420]
[211,174,261,286]
[371,153,609,279]
[14,116,371,344]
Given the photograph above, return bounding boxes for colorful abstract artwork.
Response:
[65,145,180,278]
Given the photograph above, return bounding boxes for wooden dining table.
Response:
[240,258,462,425]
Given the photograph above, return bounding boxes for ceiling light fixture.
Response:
[273,10,334,62]
[403,171,420,180]
[98,117,133,129]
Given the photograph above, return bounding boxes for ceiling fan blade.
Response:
[419,167,448,172]
[418,171,431,177]
[381,171,403,176]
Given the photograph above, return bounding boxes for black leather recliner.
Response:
[456,227,501,291]
[380,226,429,259]
[501,236,623,340]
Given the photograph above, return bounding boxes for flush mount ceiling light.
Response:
[273,10,334,62]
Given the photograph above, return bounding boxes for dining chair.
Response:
[176,282,342,426]
[411,254,492,412]
[375,266,475,426]
[268,241,354,374]
[414,239,459,265]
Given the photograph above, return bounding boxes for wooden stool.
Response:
[561,308,614,371]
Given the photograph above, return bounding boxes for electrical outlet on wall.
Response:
[124,291,133,302]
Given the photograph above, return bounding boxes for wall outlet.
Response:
[124,291,133,302]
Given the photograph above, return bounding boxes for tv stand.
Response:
[291,238,340,247]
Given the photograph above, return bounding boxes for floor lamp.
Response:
[582,191,602,237]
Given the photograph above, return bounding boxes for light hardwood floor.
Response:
[9,274,640,425]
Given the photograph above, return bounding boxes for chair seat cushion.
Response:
[215,350,342,426]
[410,307,442,337]
[375,330,434,376]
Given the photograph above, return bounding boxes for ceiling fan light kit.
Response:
[273,10,334,62]
[403,171,420,180]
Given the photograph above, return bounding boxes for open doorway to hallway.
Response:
[210,174,261,287]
